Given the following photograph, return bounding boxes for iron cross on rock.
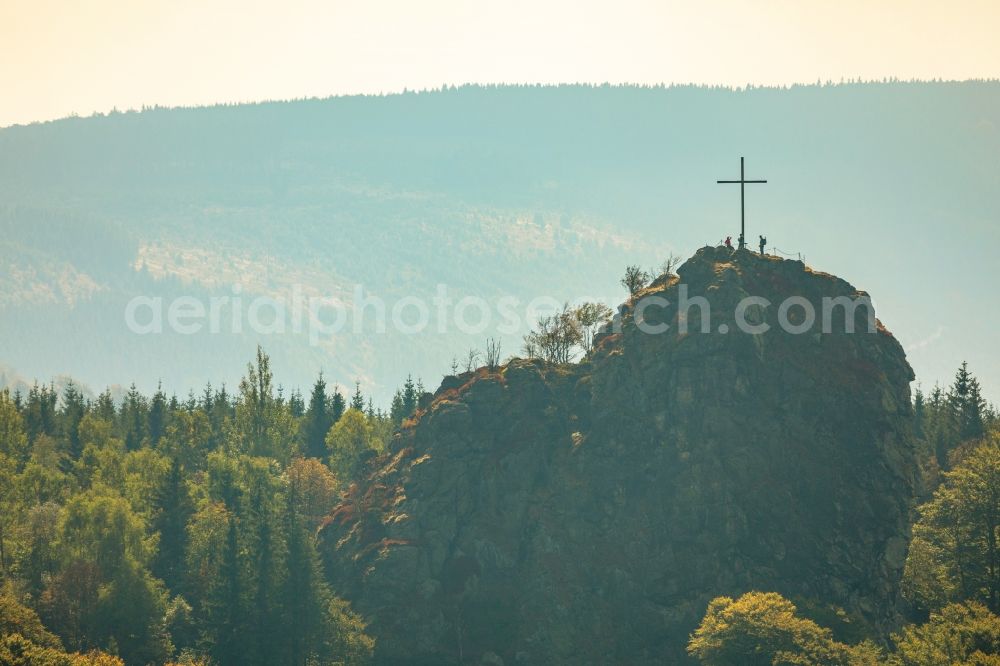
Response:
[717,157,767,250]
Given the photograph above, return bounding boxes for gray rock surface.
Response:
[321,246,918,664]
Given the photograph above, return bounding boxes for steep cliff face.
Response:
[321,246,918,664]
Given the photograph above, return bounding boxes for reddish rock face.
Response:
[321,246,918,664]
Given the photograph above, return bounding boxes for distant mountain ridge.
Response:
[1,82,998,403]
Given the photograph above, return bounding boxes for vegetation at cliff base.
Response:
[689,362,1000,665]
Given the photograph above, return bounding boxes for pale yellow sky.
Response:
[2,0,998,127]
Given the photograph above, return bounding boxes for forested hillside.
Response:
[0,349,397,665]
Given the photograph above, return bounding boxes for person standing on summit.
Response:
[725,236,733,250]
[759,235,767,255]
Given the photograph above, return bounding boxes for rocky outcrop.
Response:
[321,246,918,664]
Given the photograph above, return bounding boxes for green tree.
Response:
[329,386,346,426]
[59,486,154,579]
[183,501,229,634]
[202,510,249,665]
[350,382,365,411]
[93,390,116,424]
[951,362,987,443]
[620,264,650,296]
[286,457,339,529]
[303,373,333,459]
[120,384,148,452]
[24,383,58,443]
[523,303,584,363]
[60,382,86,461]
[389,375,419,426]
[233,347,296,461]
[890,601,1000,666]
[151,457,194,594]
[158,408,212,472]
[0,586,63,649]
[325,409,377,481]
[0,389,29,575]
[288,389,305,418]
[281,474,333,665]
[245,459,284,666]
[903,438,1000,613]
[574,302,613,353]
[147,382,168,447]
[93,560,171,664]
[73,416,125,490]
[0,588,126,665]
[687,591,867,666]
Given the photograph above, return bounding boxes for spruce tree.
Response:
[281,479,333,665]
[389,390,406,426]
[350,381,365,411]
[24,383,57,442]
[303,374,333,459]
[148,382,168,447]
[60,381,86,460]
[403,375,418,414]
[288,389,305,418]
[151,457,194,594]
[94,388,117,423]
[329,386,346,425]
[950,362,986,442]
[210,514,247,665]
[913,386,926,440]
[121,384,148,451]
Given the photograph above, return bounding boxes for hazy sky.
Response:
[2,0,999,127]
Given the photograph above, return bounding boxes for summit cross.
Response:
[717,156,767,250]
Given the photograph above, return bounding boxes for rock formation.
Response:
[321,246,918,664]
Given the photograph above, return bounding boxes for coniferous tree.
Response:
[94,389,116,424]
[913,385,926,440]
[389,391,405,426]
[60,381,86,460]
[120,384,147,451]
[184,389,198,413]
[303,374,333,459]
[237,456,285,666]
[350,381,365,411]
[949,362,987,442]
[329,386,346,425]
[282,478,334,665]
[151,457,194,594]
[926,383,956,470]
[288,388,305,418]
[390,375,419,425]
[208,384,232,449]
[234,347,295,461]
[24,383,57,442]
[0,389,29,575]
[201,382,214,413]
[210,514,248,665]
[148,382,168,447]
